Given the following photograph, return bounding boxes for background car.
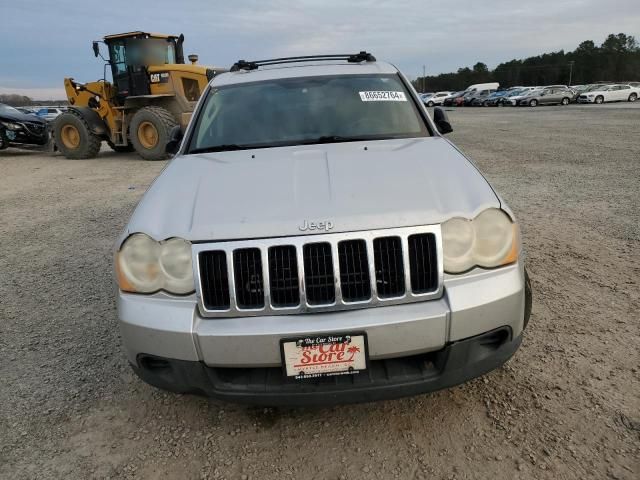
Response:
[470,89,498,106]
[577,84,639,104]
[465,88,496,106]
[443,91,465,106]
[495,88,527,106]
[505,87,542,105]
[484,90,510,106]
[0,103,49,149]
[517,87,574,106]
[423,91,452,106]
[35,106,66,122]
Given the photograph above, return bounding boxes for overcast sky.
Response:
[1,0,639,99]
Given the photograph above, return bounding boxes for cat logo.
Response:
[150,72,169,84]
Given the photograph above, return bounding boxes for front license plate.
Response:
[281,333,368,380]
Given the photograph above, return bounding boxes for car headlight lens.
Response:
[442,208,519,273]
[1,121,22,130]
[442,218,474,273]
[116,233,194,294]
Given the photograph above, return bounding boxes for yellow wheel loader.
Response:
[54,31,224,160]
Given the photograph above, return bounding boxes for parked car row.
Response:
[424,82,639,107]
[16,105,67,121]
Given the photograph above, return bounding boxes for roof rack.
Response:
[230,51,376,72]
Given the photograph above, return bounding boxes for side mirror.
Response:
[433,107,453,135]
[92,41,100,58]
[166,125,184,154]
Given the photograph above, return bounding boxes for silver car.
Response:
[517,87,573,106]
[115,52,531,406]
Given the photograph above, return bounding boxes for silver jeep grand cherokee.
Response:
[115,52,531,405]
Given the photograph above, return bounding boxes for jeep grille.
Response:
[194,226,443,317]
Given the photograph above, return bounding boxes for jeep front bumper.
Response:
[117,262,527,403]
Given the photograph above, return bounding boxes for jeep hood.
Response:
[122,137,500,244]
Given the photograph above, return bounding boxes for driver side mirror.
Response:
[92,41,100,58]
[166,125,184,154]
[433,107,453,135]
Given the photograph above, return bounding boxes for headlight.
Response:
[1,121,22,130]
[442,208,519,273]
[116,233,194,294]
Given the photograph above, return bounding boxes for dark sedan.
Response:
[0,104,49,150]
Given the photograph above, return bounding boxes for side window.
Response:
[620,85,630,90]
[109,41,127,75]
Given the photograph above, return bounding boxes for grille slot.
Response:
[199,251,230,310]
[338,240,371,302]
[268,245,300,307]
[408,233,438,293]
[373,236,405,298]
[233,248,264,309]
[303,242,335,305]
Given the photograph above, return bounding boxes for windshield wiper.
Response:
[300,135,373,145]
[188,144,253,154]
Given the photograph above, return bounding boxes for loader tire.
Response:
[54,111,101,159]
[130,106,177,160]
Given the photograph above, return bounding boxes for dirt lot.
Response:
[1,104,638,480]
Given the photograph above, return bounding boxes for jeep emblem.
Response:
[299,220,334,232]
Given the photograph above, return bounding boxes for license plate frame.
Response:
[280,332,369,380]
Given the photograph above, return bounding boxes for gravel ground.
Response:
[1,104,638,480]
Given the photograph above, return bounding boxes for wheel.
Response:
[497,100,504,107]
[53,111,101,159]
[107,140,135,153]
[0,130,8,150]
[130,106,177,160]
[524,268,532,330]
[595,95,604,104]
[628,93,638,102]
[482,100,489,107]
[561,97,570,105]
[427,101,435,107]
[529,99,538,107]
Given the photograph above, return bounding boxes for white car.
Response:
[577,84,639,104]
[423,91,452,107]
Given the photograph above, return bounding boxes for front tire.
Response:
[628,93,638,102]
[482,100,489,107]
[427,101,435,107]
[529,99,538,107]
[53,111,101,159]
[561,97,570,105]
[595,95,604,104]
[130,106,177,161]
[524,268,532,330]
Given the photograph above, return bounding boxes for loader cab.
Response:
[102,31,185,100]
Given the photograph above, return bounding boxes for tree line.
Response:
[0,94,67,107]
[413,33,640,92]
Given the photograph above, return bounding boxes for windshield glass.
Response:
[0,104,21,115]
[187,74,429,153]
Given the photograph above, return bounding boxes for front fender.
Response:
[68,106,108,136]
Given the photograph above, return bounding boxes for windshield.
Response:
[0,104,21,115]
[187,74,429,154]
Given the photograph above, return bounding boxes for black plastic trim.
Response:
[131,326,523,406]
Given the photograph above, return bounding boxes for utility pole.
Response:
[568,61,575,86]
[422,65,426,93]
